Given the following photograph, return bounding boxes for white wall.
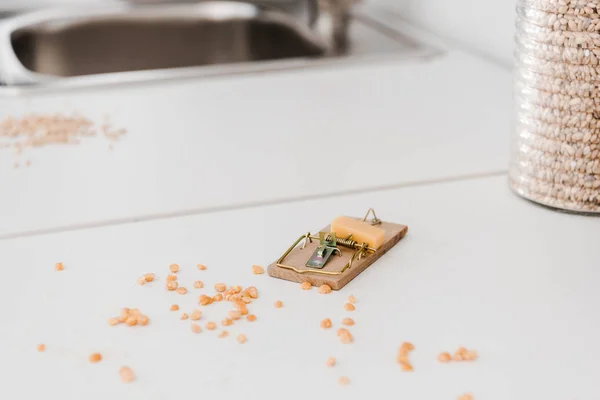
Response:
[372,0,517,67]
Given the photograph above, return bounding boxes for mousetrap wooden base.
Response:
[267,219,407,290]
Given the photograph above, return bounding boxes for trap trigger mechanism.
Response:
[305,232,342,269]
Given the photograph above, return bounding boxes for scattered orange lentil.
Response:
[219,331,229,338]
[400,363,413,372]
[344,303,355,311]
[318,284,332,294]
[206,322,217,330]
[341,318,354,326]
[190,309,202,321]
[213,293,223,302]
[447,347,477,362]
[326,357,336,367]
[214,283,226,293]
[231,285,242,294]
[228,310,241,320]
[320,318,332,329]
[458,394,473,400]
[166,274,177,282]
[137,277,147,285]
[129,309,140,317]
[199,294,213,305]
[37,344,45,352]
[274,300,283,308]
[338,376,350,385]
[246,286,258,299]
[89,353,102,363]
[241,296,252,304]
[464,350,478,361]
[438,352,452,363]
[222,318,233,326]
[337,328,353,344]
[108,317,120,326]
[397,342,414,371]
[180,313,189,320]
[193,280,204,289]
[252,265,264,274]
[144,273,155,282]
[54,262,64,271]
[246,314,257,322]
[236,334,247,344]
[191,323,202,334]
[169,264,179,273]
[170,304,179,311]
[176,287,187,295]
[119,366,135,383]
[397,354,409,364]
[300,281,312,290]
[137,315,149,326]
[166,281,178,291]
[126,316,137,326]
[348,295,356,304]
[197,264,207,270]
[401,342,415,351]
[118,308,130,322]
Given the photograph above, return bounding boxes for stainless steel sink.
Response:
[0,1,441,93]
[10,4,326,77]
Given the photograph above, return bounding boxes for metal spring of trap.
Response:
[276,208,381,276]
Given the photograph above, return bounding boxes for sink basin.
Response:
[0,1,440,93]
[10,2,326,78]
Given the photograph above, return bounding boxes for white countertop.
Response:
[1,175,598,400]
[2,8,598,399]
[0,46,512,238]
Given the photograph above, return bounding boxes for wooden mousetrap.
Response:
[267,209,408,290]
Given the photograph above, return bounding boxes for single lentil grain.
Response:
[169,264,179,273]
[320,318,332,329]
[318,284,332,294]
[190,309,202,321]
[252,265,265,274]
[300,281,312,290]
[338,376,350,385]
[215,283,226,293]
[119,367,135,383]
[89,353,102,363]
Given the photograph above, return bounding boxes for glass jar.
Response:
[510,0,600,214]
